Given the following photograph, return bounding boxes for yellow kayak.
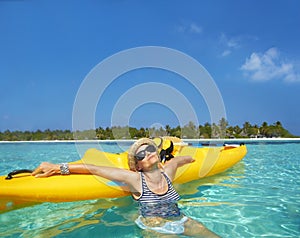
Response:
[0,143,247,212]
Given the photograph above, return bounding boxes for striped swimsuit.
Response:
[134,172,181,218]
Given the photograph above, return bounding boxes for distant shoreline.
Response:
[1,138,300,144]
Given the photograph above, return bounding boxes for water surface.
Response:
[0,141,299,237]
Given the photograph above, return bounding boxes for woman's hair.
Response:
[127,138,159,171]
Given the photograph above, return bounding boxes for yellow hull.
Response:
[0,144,247,211]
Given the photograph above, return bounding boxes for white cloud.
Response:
[241,48,300,83]
[221,50,231,57]
[189,23,202,34]
[226,39,239,49]
[219,33,241,57]
[176,22,202,34]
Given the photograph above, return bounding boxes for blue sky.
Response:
[1,0,300,136]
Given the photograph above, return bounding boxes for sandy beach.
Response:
[0,138,299,143]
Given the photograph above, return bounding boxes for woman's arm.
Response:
[163,156,195,181]
[32,162,138,185]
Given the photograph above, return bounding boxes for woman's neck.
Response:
[143,169,168,193]
[143,168,163,183]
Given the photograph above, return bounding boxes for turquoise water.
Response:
[0,141,299,237]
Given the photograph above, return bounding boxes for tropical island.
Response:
[0,119,297,141]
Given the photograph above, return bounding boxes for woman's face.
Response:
[135,144,159,169]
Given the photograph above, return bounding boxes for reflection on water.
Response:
[1,142,300,237]
[176,161,245,197]
[0,159,245,237]
[0,197,135,237]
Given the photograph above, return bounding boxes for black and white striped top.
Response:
[134,172,181,217]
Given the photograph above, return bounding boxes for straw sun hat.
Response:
[127,138,159,171]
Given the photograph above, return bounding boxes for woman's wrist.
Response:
[60,163,70,175]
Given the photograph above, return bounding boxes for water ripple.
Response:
[0,142,299,237]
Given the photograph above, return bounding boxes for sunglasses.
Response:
[134,144,157,161]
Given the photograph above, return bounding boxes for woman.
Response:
[32,138,219,237]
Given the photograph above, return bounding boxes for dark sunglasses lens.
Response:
[134,150,146,161]
[135,155,145,161]
[134,145,156,161]
[146,145,156,153]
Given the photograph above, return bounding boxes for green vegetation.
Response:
[0,119,297,141]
